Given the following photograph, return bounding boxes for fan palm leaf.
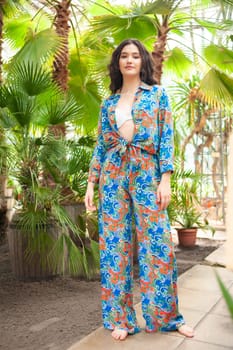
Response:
[198,67,233,108]
[10,61,53,96]
[10,28,64,65]
[163,47,193,78]
[68,51,103,133]
[4,14,32,50]
[203,44,233,73]
[41,93,81,125]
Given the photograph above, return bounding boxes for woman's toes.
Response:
[111,328,128,341]
[178,324,194,338]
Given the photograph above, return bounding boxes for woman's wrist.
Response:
[161,172,171,182]
[87,181,95,189]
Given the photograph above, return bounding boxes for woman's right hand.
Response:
[85,182,97,212]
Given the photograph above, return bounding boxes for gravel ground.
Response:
[0,239,223,350]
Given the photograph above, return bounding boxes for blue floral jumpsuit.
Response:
[88,83,185,334]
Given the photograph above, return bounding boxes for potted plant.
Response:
[0,61,99,280]
[168,169,214,248]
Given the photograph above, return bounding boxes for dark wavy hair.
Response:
[108,39,157,94]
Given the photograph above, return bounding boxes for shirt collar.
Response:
[139,82,153,91]
[108,82,153,99]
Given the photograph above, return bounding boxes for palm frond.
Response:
[0,0,24,16]
[83,239,100,279]
[194,18,224,35]
[10,62,53,96]
[42,93,81,125]
[83,0,119,16]
[0,107,17,129]
[215,270,233,319]
[10,28,64,65]
[198,67,233,108]
[50,234,86,276]
[164,47,193,78]
[17,210,49,237]
[64,235,87,275]
[137,0,178,15]
[68,52,102,132]
[203,45,233,74]
[4,14,32,50]
[90,13,157,43]
[0,86,11,109]
[6,88,36,127]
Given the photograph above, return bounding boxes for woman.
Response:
[85,39,194,341]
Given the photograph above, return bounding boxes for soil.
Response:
[0,237,224,350]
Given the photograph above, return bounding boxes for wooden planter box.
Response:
[7,203,91,280]
[7,219,59,281]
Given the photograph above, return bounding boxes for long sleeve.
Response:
[158,87,174,174]
[88,101,107,184]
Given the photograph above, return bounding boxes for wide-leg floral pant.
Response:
[98,144,185,334]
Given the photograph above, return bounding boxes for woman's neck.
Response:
[120,77,141,93]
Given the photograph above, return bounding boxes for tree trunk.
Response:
[0,175,8,244]
[0,8,3,84]
[51,0,71,136]
[181,107,215,169]
[194,131,214,173]
[53,0,70,92]
[151,17,169,85]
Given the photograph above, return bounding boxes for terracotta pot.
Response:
[176,228,198,248]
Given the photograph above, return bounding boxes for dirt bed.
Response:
[0,239,223,350]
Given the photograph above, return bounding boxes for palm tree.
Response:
[0,0,26,243]
[88,0,196,83]
[88,0,233,102]
[0,59,99,279]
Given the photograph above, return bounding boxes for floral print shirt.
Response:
[88,82,174,184]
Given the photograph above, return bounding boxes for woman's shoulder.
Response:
[149,84,168,93]
[101,93,118,106]
[143,84,166,101]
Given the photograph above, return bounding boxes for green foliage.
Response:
[164,47,193,78]
[89,3,157,44]
[215,270,233,319]
[168,168,214,232]
[0,0,24,15]
[199,67,233,109]
[9,28,64,65]
[68,47,106,133]
[10,61,53,96]
[204,45,233,74]
[0,58,99,279]
[4,14,32,50]
[138,0,180,15]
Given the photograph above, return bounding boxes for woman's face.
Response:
[118,43,142,79]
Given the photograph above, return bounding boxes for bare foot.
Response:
[111,328,128,341]
[178,324,194,338]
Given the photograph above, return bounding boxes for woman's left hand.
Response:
[157,173,172,210]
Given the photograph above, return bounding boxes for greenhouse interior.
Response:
[0,1,233,350]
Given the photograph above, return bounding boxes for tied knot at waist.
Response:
[107,138,136,157]
[106,138,156,158]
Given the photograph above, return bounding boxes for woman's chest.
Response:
[108,94,159,128]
